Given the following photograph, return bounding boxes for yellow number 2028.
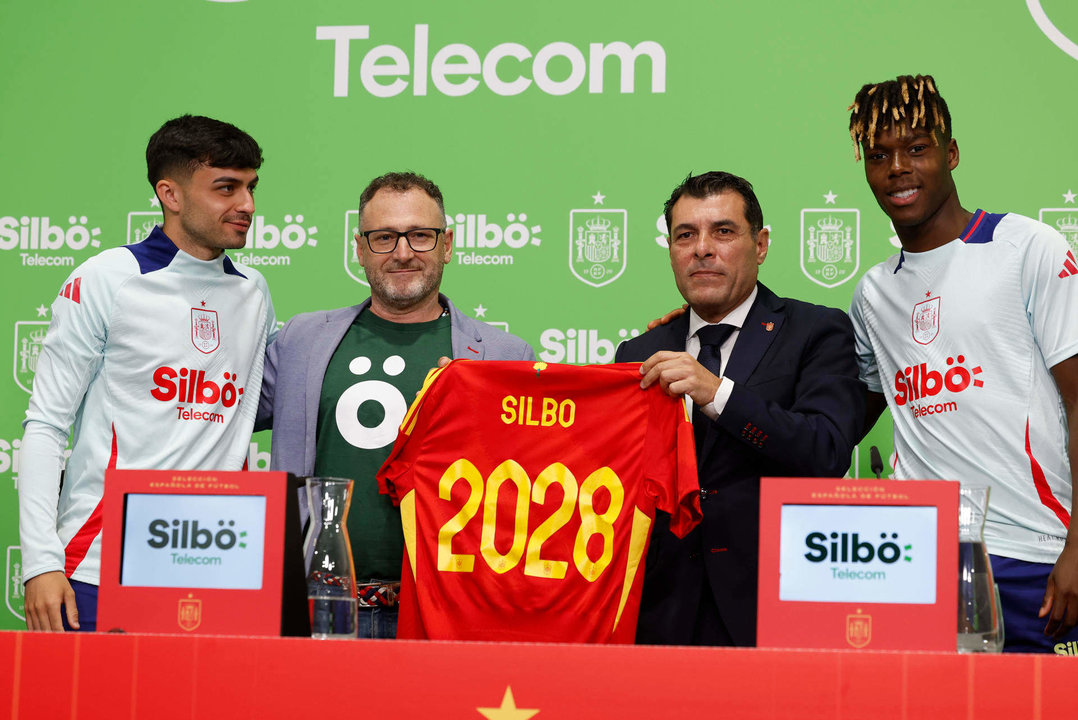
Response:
[435,459,624,583]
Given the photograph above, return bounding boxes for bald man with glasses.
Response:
[257,171,533,639]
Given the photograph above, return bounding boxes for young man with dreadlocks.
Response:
[848,74,1078,653]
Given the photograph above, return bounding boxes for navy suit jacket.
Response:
[614,283,864,646]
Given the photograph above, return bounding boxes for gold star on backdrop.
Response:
[477,686,539,720]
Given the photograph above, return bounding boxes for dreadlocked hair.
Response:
[847,74,950,161]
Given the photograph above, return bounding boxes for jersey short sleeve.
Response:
[849,276,883,393]
[1016,218,1078,368]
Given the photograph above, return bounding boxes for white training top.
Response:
[19,227,276,585]
[850,210,1078,563]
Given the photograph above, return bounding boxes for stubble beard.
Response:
[181,214,247,253]
[369,263,444,312]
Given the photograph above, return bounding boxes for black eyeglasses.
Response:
[359,228,444,254]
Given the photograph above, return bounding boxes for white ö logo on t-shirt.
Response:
[335,355,408,450]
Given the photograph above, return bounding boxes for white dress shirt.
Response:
[685,285,758,420]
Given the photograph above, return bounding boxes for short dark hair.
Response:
[358,172,446,227]
[146,115,263,186]
[847,74,952,161]
[664,171,764,236]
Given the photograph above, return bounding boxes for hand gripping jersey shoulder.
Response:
[377,360,702,643]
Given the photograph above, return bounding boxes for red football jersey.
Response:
[377,360,701,643]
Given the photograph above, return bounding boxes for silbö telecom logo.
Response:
[0,214,102,268]
[148,517,249,567]
[804,531,912,581]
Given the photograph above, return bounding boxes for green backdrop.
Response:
[2,0,1076,628]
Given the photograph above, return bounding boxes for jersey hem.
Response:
[983,534,1065,565]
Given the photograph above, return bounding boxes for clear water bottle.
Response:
[304,477,358,639]
[957,485,1003,652]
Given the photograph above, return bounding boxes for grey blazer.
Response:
[255,294,534,475]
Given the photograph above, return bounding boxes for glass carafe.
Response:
[957,485,1003,652]
[304,477,358,638]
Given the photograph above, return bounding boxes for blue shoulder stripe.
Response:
[125,226,178,274]
[960,209,1007,244]
[222,254,247,279]
[125,226,248,278]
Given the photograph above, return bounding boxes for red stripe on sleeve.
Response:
[1025,419,1070,528]
[64,501,103,577]
[63,425,118,577]
[71,277,81,304]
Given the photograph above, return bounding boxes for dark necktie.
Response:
[693,323,736,451]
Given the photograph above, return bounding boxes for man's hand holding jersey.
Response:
[638,351,720,408]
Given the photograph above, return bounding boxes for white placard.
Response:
[121,494,266,589]
[779,505,937,604]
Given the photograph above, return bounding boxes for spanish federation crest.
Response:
[178,595,202,632]
[6,547,24,622]
[13,321,49,394]
[126,211,162,245]
[191,308,220,354]
[846,609,872,648]
[342,209,370,287]
[912,296,941,345]
[569,206,628,288]
[800,209,860,288]
[1038,209,1078,255]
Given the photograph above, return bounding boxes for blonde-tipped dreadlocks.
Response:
[847,74,951,161]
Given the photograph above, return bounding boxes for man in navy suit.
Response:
[615,171,864,646]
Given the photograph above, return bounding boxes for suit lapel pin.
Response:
[762,321,774,332]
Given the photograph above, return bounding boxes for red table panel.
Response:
[3,631,1076,720]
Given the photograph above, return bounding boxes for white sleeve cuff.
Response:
[701,377,735,420]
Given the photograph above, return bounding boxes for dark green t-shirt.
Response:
[313,309,451,579]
